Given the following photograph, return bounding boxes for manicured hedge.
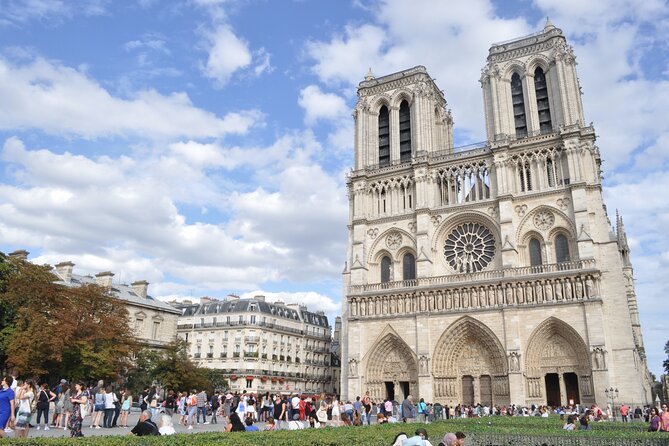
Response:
[1,419,664,446]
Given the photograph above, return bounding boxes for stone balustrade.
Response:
[348,267,600,319]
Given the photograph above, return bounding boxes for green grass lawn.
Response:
[1,417,664,445]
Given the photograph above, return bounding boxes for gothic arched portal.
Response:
[524,317,594,406]
[364,331,418,403]
[432,316,509,406]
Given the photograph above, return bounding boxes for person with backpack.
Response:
[35,383,56,430]
[210,391,220,424]
[186,390,197,430]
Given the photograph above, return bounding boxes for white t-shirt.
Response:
[19,390,34,414]
[159,426,176,435]
[104,392,116,409]
[291,396,300,409]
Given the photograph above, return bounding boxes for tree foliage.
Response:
[127,338,224,394]
[0,253,138,382]
[664,339,669,374]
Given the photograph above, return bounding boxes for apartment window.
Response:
[250,315,256,324]
[152,321,160,340]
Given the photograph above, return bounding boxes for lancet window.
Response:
[534,67,552,134]
[381,256,392,283]
[555,234,570,263]
[511,73,527,138]
[435,162,490,206]
[511,147,568,194]
[529,238,543,266]
[403,253,416,281]
[399,100,412,162]
[378,105,390,167]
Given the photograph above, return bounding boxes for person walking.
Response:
[35,383,56,430]
[402,395,416,423]
[0,376,15,438]
[361,391,372,425]
[210,391,220,424]
[69,382,88,437]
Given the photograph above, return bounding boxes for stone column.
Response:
[559,373,568,406]
[473,376,481,405]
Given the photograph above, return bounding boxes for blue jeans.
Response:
[197,406,207,423]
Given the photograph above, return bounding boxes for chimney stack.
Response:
[226,294,240,301]
[55,261,75,283]
[95,271,114,288]
[254,295,265,302]
[131,280,149,298]
[8,250,29,261]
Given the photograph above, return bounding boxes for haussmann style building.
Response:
[176,295,338,395]
[341,21,653,408]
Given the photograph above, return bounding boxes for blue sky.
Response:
[0,0,668,377]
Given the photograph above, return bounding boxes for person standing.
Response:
[103,386,116,428]
[119,390,132,428]
[14,380,34,438]
[186,390,197,430]
[361,391,372,425]
[402,395,416,423]
[210,391,220,424]
[661,404,669,432]
[620,404,629,422]
[0,376,15,438]
[648,407,662,432]
[196,389,207,424]
[35,383,56,430]
[69,382,88,438]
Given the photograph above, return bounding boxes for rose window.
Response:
[443,223,495,273]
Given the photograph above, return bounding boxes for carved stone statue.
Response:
[419,355,428,375]
[509,352,520,372]
[349,358,358,376]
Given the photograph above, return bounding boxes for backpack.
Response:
[189,395,197,406]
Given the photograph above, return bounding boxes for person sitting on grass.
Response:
[391,433,408,446]
[402,427,433,446]
[225,412,246,432]
[245,417,259,432]
[158,414,176,436]
[563,415,576,431]
[130,410,159,436]
[377,413,388,424]
[439,432,466,446]
[578,416,590,431]
[264,416,276,431]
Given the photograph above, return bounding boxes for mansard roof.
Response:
[54,272,180,314]
[180,297,330,327]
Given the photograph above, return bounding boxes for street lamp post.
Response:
[604,387,619,421]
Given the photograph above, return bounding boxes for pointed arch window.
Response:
[399,100,412,162]
[378,106,390,167]
[402,253,416,281]
[381,256,392,283]
[511,73,527,138]
[534,67,552,134]
[529,238,543,266]
[555,234,570,263]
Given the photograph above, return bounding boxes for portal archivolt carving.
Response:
[364,331,418,402]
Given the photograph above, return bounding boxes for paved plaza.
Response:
[5,412,268,439]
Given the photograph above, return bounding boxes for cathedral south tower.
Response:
[341,21,653,408]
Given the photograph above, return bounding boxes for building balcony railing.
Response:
[220,353,227,358]
[233,352,240,358]
[349,259,597,295]
[244,351,259,358]
[245,336,260,343]
[177,319,331,340]
[194,353,201,358]
[206,353,213,358]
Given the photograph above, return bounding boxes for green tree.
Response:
[126,339,225,394]
[664,339,669,374]
[0,254,138,382]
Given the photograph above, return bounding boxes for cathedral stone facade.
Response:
[341,22,653,408]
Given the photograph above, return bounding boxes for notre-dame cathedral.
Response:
[341,21,653,408]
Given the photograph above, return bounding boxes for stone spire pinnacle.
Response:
[544,16,555,31]
[364,67,375,81]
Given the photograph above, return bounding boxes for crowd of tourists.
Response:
[1,375,669,442]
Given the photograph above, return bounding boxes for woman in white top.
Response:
[103,386,117,428]
[159,414,176,435]
[15,380,34,438]
[331,397,341,426]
